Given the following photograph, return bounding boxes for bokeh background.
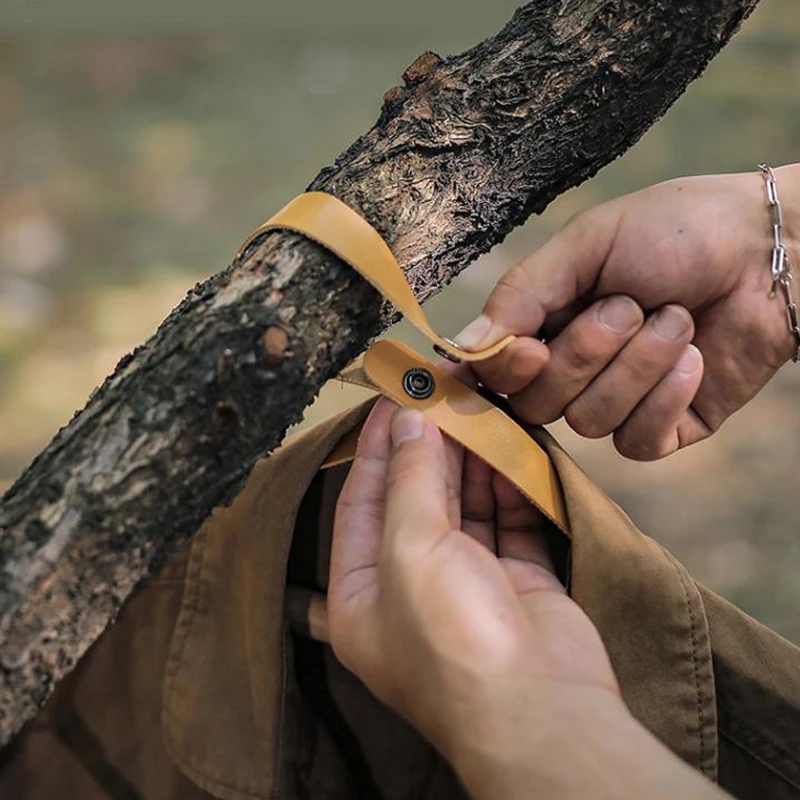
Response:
[1,1,800,639]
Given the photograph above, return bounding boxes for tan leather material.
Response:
[323,340,569,533]
[238,193,568,527]
[235,191,515,362]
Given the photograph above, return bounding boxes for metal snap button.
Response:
[402,368,435,400]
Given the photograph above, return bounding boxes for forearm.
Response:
[448,687,730,800]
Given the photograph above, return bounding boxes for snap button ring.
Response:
[402,368,435,400]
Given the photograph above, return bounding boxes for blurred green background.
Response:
[1,1,800,639]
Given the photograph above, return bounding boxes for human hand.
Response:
[327,397,618,756]
[455,165,800,460]
[327,398,729,799]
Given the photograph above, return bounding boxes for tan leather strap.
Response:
[237,192,566,528]
[236,192,514,363]
[324,341,569,534]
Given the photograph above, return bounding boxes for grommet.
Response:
[402,368,435,400]
[432,337,463,363]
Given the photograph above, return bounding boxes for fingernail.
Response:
[454,314,493,350]
[676,344,702,375]
[598,296,641,334]
[653,306,691,341]
[391,409,424,445]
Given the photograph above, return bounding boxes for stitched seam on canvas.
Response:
[720,704,800,789]
[163,526,207,687]
[166,758,277,800]
[274,627,289,800]
[720,726,800,792]
[162,526,273,799]
[665,551,709,775]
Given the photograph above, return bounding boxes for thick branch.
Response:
[0,0,758,744]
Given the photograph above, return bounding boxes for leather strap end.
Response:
[322,340,569,535]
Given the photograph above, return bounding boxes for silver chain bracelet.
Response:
[758,164,800,363]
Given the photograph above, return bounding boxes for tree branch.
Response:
[0,0,759,745]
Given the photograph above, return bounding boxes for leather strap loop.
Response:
[236,192,515,363]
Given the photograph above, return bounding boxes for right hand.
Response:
[455,165,800,461]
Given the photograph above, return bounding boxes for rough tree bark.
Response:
[0,0,760,745]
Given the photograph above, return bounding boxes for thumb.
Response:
[455,201,622,351]
[382,409,452,556]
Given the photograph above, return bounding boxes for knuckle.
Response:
[510,393,556,426]
[564,342,604,374]
[558,306,640,375]
[564,397,611,439]
[620,356,655,385]
[493,263,532,302]
[565,201,618,246]
[549,334,613,384]
[621,338,679,382]
[564,204,599,233]
[328,619,357,667]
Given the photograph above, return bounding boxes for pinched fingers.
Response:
[462,335,550,396]
[507,295,645,424]
[330,404,455,670]
[613,344,706,460]
[454,202,622,394]
[560,304,695,439]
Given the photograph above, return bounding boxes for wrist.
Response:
[775,163,800,275]
[446,685,624,798]
[447,685,725,800]
[749,163,800,365]
[767,164,800,363]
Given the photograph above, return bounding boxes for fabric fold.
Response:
[4,399,800,800]
[162,405,720,798]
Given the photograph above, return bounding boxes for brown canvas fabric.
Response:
[2,399,800,800]
[0,542,209,800]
